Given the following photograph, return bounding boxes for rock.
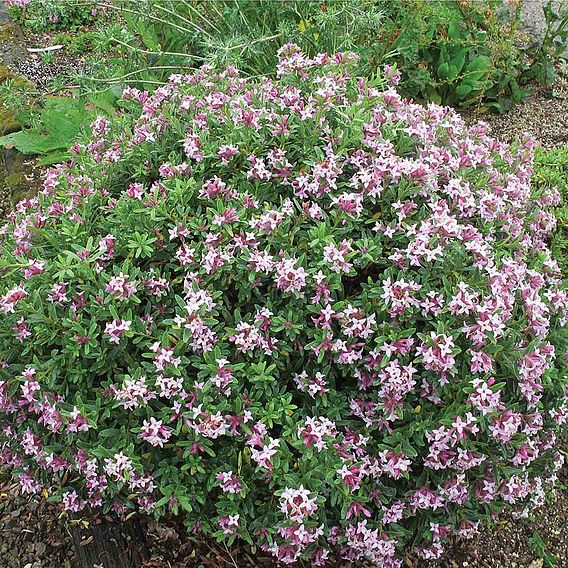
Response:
[0,4,10,25]
[520,0,568,56]
[2,146,22,172]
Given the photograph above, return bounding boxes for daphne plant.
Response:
[0,45,566,566]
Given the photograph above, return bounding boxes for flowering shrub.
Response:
[0,45,566,565]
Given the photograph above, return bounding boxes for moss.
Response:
[0,22,20,42]
[0,64,32,87]
[0,66,33,134]
[0,156,33,206]
[10,188,31,205]
[4,172,26,191]
[0,104,19,134]
[0,65,13,82]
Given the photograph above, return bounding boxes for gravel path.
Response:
[463,68,568,148]
[442,490,568,568]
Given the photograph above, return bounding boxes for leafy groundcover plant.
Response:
[4,0,98,32]
[0,46,566,566]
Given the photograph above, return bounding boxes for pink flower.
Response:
[183,133,204,161]
[19,473,42,494]
[409,487,444,512]
[468,377,502,416]
[381,277,421,317]
[248,436,280,471]
[280,485,318,521]
[126,182,145,199]
[48,282,68,305]
[416,333,457,377]
[275,257,307,294]
[216,471,242,494]
[67,407,91,433]
[299,416,337,451]
[140,417,172,447]
[0,285,28,314]
[217,144,239,164]
[382,500,405,524]
[105,273,137,300]
[219,514,239,535]
[62,490,85,513]
[323,240,353,273]
[294,371,329,397]
[22,259,45,279]
[104,319,132,344]
[12,317,31,342]
[104,452,134,482]
[378,450,412,479]
[200,176,235,199]
[384,64,401,85]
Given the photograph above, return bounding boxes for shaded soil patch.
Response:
[0,472,74,568]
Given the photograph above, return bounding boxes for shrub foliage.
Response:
[0,47,566,565]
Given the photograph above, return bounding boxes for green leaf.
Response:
[0,97,89,159]
[87,89,118,116]
[38,151,71,166]
[466,55,491,74]
[455,83,473,98]
[448,48,467,79]
[447,22,462,40]
[437,62,450,80]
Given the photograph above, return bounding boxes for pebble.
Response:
[12,54,87,89]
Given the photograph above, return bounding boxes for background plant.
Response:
[522,0,568,86]
[5,0,98,32]
[3,0,568,165]
[85,0,565,112]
